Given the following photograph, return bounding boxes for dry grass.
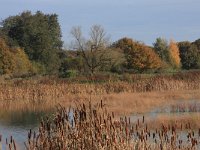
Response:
[4,100,200,150]
[0,83,200,114]
[78,89,200,115]
[147,113,200,130]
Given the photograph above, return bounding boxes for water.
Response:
[129,100,200,149]
[0,110,52,150]
[131,100,200,122]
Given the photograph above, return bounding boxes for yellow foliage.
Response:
[169,40,181,69]
[12,47,34,74]
[0,38,34,75]
[0,38,15,74]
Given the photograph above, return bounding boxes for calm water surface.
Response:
[0,110,53,149]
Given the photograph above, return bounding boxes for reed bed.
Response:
[3,100,200,150]
[0,71,200,112]
[170,103,200,113]
[147,113,200,130]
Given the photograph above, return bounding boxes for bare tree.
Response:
[71,25,114,74]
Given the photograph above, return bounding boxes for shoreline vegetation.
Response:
[3,100,200,150]
[0,71,200,113]
[0,71,200,149]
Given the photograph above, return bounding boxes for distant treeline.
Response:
[0,11,200,78]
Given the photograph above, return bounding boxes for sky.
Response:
[0,0,200,46]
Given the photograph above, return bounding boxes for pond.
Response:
[0,110,53,150]
[131,99,200,122]
[129,100,200,149]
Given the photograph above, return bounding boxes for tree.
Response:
[0,38,15,74]
[12,47,34,75]
[184,44,200,69]
[71,25,123,74]
[0,38,33,75]
[178,41,191,69]
[168,40,181,69]
[178,41,200,69]
[193,39,200,50]
[1,11,63,74]
[153,37,169,63]
[113,37,163,72]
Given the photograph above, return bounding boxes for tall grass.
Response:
[0,71,200,112]
[4,100,200,150]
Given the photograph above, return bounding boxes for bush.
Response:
[60,70,77,78]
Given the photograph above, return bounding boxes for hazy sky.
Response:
[0,0,200,46]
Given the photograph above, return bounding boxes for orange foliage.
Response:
[169,40,181,69]
[114,37,163,71]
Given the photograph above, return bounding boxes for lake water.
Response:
[0,110,53,150]
[131,99,200,122]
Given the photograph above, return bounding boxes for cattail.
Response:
[13,139,16,150]
[137,119,140,126]
[153,133,155,139]
[198,128,200,137]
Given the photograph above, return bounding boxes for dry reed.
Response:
[4,100,200,150]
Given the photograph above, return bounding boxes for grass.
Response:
[147,113,200,130]
[0,70,200,113]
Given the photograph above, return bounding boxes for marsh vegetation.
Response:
[0,72,200,149]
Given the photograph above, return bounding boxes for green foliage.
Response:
[193,39,200,49]
[31,61,46,74]
[153,37,170,63]
[59,56,84,75]
[1,11,63,74]
[60,70,77,78]
[178,41,200,69]
[178,41,191,69]
[185,45,200,69]
[70,25,123,74]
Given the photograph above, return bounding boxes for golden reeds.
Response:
[2,100,200,149]
[0,71,200,113]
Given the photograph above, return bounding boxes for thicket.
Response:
[0,11,200,78]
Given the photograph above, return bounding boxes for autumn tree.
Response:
[0,38,15,74]
[0,38,33,75]
[1,11,63,74]
[168,40,181,69]
[71,25,124,74]
[113,37,163,72]
[12,48,34,75]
